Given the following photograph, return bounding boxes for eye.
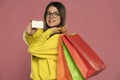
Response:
[46,12,51,15]
[46,11,60,18]
[53,12,59,16]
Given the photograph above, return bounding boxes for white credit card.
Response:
[32,20,44,28]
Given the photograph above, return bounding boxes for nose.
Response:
[49,14,54,18]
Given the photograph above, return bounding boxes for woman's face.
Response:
[46,6,61,27]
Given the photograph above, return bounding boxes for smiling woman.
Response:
[46,6,61,27]
[44,2,66,31]
[23,1,67,80]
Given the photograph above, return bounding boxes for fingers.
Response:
[51,25,68,34]
[26,20,37,36]
[52,27,61,33]
[55,25,68,33]
[62,27,67,32]
[61,25,68,33]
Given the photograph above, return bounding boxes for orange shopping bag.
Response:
[61,34,106,79]
[56,36,72,80]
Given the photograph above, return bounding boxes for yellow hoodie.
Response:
[23,28,60,80]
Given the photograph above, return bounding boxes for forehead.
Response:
[47,6,58,12]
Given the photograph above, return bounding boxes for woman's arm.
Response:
[23,20,43,45]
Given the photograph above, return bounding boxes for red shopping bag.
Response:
[61,34,106,79]
[56,36,72,80]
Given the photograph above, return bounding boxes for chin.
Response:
[48,23,60,28]
[48,25,55,28]
[48,25,57,28]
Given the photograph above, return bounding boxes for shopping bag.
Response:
[61,34,106,79]
[62,41,84,80]
[57,36,72,80]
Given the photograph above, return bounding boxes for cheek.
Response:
[56,18,61,24]
[46,18,49,24]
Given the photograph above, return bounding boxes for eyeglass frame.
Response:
[46,11,60,18]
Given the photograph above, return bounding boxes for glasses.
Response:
[46,11,60,18]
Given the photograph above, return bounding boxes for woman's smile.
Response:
[49,19,55,23]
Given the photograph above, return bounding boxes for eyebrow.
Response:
[47,11,59,13]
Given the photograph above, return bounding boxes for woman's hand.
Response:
[52,25,67,34]
[26,20,37,36]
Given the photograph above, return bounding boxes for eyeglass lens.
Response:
[46,11,60,18]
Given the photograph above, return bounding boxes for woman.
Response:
[23,1,66,80]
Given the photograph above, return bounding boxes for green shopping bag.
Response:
[62,42,85,80]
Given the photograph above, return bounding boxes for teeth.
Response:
[49,20,55,23]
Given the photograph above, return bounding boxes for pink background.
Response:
[0,0,120,80]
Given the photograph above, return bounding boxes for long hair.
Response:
[44,2,66,31]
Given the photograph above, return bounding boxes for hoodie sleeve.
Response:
[28,28,60,59]
[23,28,44,46]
